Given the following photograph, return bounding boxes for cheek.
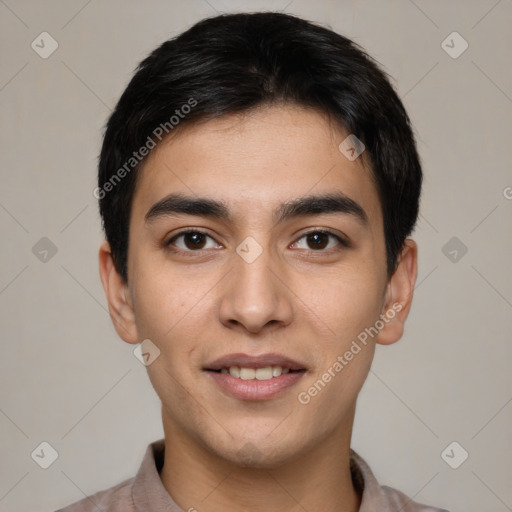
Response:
[131,272,207,408]
[298,265,385,349]
[295,275,380,427]
[130,266,218,370]
[130,251,190,331]
[313,267,383,400]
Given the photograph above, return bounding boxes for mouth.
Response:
[204,353,307,400]
[206,366,305,381]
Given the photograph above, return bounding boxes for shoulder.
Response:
[349,449,450,512]
[54,476,135,512]
[380,484,451,512]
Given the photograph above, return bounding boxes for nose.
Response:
[218,243,294,334]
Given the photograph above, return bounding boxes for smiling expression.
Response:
[101,104,415,467]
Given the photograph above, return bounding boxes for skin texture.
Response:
[99,104,417,512]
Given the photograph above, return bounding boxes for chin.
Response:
[212,434,302,469]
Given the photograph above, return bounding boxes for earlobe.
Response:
[98,241,139,344]
[376,239,418,346]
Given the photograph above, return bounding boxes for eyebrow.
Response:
[144,192,368,226]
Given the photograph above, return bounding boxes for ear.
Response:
[98,240,139,344]
[376,238,418,346]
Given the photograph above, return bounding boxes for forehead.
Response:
[131,105,382,228]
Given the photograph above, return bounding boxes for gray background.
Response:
[1,1,511,511]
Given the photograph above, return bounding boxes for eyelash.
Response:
[165,229,350,255]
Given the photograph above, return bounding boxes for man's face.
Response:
[118,105,393,466]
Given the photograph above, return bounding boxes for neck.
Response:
[159,407,361,512]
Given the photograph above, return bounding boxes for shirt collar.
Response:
[131,438,389,511]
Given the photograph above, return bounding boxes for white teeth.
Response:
[256,367,273,380]
[272,366,282,377]
[240,368,256,380]
[221,365,293,380]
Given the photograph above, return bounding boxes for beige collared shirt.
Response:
[56,439,449,512]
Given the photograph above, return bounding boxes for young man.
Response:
[58,11,448,512]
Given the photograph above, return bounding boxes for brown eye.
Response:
[294,230,348,251]
[183,232,207,250]
[306,232,329,250]
[167,231,219,251]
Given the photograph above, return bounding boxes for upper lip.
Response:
[205,353,307,371]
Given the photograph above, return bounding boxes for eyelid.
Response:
[166,229,220,249]
[165,228,350,253]
[293,228,350,250]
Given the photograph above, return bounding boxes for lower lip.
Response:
[205,370,306,401]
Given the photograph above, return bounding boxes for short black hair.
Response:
[97,11,422,283]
